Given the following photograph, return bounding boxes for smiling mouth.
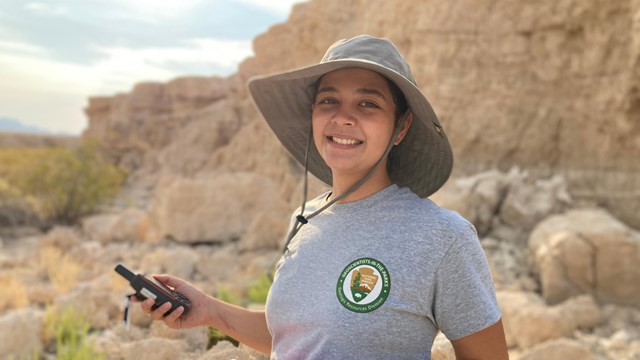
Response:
[328,136,363,145]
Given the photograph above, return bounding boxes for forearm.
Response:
[451,319,508,360]
[205,296,272,354]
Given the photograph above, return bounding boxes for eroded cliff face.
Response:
[3,2,640,358]
[83,0,640,226]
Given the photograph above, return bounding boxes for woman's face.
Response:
[312,68,399,181]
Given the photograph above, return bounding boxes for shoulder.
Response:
[376,186,478,259]
[388,186,475,236]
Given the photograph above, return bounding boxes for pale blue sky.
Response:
[0,0,307,134]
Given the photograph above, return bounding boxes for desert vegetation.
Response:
[2,0,640,359]
[0,140,125,227]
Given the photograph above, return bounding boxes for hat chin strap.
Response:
[279,110,411,256]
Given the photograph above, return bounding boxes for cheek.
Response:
[311,115,325,145]
[366,122,395,145]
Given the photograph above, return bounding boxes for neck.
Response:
[330,167,392,203]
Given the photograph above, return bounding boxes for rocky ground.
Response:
[3,0,639,357]
[0,168,639,360]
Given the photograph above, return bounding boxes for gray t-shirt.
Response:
[266,185,501,359]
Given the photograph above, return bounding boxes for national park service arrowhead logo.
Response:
[336,258,390,313]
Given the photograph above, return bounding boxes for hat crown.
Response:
[321,35,416,85]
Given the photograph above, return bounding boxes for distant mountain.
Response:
[0,118,51,134]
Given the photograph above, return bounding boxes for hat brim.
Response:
[248,59,453,198]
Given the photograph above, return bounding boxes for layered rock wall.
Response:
[83,0,640,227]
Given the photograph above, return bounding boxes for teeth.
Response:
[332,136,361,145]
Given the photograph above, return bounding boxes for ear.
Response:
[394,112,413,145]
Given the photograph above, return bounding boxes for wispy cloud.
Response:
[0,39,47,54]
[0,38,252,95]
[0,36,253,134]
[104,0,204,24]
[24,2,69,16]
[0,0,298,134]
[88,38,253,91]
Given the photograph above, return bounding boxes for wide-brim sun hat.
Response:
[248,34,453,198]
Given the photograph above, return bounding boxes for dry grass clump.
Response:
[39,246,81,294]
[0,274,29,310]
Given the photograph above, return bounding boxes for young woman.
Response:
[141,35,508,359]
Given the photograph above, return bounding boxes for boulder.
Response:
[498,291,602,348]
[518,338,595,360]
[82,208,150,243]
[114,338,190,360]
[529,208,640,305]
[431,332,456,360]
[26,283,57,307]
[54,276,122,329]
[156,98,249,177]
[195,244,240,283]
[112,208,151,241]
[600,304,640,339]
[431,168,571,237]
[430,169,509,236]
[0,308,43,358]
[149,321,209,352]
[499,171,571,232]
[147,173,288,243]
[93,325,147,354]
[480,237,534,291]
[604,329,635,352]
[81,213,119,243]
[239,211,289,252]
[140,246,200,279]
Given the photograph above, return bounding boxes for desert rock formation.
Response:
[85,0,640,228]
[2,0,639,359]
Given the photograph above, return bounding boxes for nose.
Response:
[331,105,356,126]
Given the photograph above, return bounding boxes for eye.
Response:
[316,97,338,105]
[358,100,379,108]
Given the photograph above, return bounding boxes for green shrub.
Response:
[217,285,241,305]
[247,273,272,304]
[0,147,55,177]
[44,306,105,360]
[7,140,125,224]
[0,178,39,227]
[207,327,239,349]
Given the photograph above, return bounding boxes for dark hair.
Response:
[384,78,409,125]
[312,72,409,126]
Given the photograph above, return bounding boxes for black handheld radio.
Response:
[114,263,191,317]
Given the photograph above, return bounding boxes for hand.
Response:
[139,274,212,329]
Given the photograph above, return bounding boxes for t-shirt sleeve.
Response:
[432,223,502,340]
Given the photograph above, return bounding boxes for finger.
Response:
[150,302,172,320]
[153,275,184,288]
[141,299,155,313]
[164,306,184,327]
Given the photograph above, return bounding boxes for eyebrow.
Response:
[316,86,388,101]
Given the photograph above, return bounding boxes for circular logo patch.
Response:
[336,258,390,313]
